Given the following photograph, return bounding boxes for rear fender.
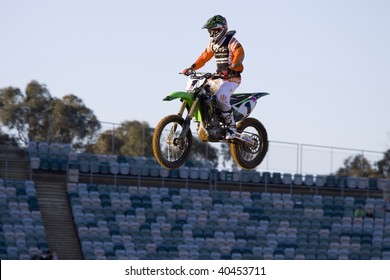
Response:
[233,92,270,121]
[253,92,270,100]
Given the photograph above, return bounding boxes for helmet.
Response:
[202,15,228,44]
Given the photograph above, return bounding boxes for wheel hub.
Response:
[173,137,186,148]
[242,136,260,154]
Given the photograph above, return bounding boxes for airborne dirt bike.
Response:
[152,71,269,170]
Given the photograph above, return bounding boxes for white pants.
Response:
[215,80,240,112]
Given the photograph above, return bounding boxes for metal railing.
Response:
[0,151,386,199]
[2,120,386,178]
[263,141,384,176]
[97,122,386,176]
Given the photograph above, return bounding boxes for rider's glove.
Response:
[182,67,194,76]
[219,70,229,79]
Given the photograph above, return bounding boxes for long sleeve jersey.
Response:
[191,31,245,79]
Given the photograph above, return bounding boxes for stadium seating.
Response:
[0,179,49,259]
[24,142,387,195]
[64,182,390,260]
[6,141,387,260]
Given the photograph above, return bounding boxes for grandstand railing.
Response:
[299,143,383,175]
[62,165,383,199]
[265,142,384,176]
[97,122,385,177]
[4,120,384,177]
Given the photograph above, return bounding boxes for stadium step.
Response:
[0,146,29,180]
[34,181,83,260]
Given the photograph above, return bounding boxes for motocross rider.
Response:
[182,15,245,140]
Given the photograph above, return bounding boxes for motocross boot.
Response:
[222,110,237,140]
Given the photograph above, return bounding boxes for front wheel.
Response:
[230,117,268,170]
[152,114,192,169]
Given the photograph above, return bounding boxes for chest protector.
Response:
[212,31,235,74]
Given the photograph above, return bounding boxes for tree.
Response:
[0,81,101,147]
[376,149,390,178]
[336,154,379,178]
[0,87,28,144]
[118,121,154,157]
[48,94,101,149]
[85,129,124,155]
[24,81,53,142]
[189,138,219,167]
[87,120,153,156]
[87,120,220,166]
[220,143,233,168]
[0,128,18,147]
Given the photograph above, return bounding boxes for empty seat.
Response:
[159,167,170,178]
[347,176,357,189]
[304,174,314,185]
[315,175,326,187]
[261,172,271,184]
[189,167,200,179]
[326,175,337,187]
[282,173,292,185]
[240,170,251,183]
[272,173,282,184]
[110,162,120,175]
[357,177,368,189]
[293,174,303,185]
[178,167,189,179]
[29,157,40,169]
[199,168,210,180]
[378,179,390,190]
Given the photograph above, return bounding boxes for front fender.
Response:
[163,91,202,122]
[163,91,194,104]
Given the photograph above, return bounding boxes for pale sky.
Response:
[1,0,390,172]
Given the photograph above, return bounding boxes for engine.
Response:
[207,126,225,142]
[197,91,226,142]
[197,117,225,142]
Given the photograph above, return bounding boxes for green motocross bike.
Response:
[152,71,269,170]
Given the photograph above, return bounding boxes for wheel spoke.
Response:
[153,115,192,169]
[230,118,268,169]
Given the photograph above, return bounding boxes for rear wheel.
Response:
[152,114,192,169]
[230,117,268,169]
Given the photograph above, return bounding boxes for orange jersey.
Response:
[192,35,245,78]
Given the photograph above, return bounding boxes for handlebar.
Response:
[179,71,219,79]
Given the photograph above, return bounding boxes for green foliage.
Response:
[118,121,154,156]
[0,87,28,143]
[85,130,124,155]
[1,81,218,165]
[88,120,219,165]
[336,154,379,178]
[5,81,389,175]
[49,94,101,149]
[0,80,101,147]
[87,120,153,157]
[0,128,19,147]
[220,143,232,168]
[377,149,390,178]
[24,81,53,142]
[189,138,219,167]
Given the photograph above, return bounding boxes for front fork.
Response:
[166,97,199,147]
[178,97,200,139]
